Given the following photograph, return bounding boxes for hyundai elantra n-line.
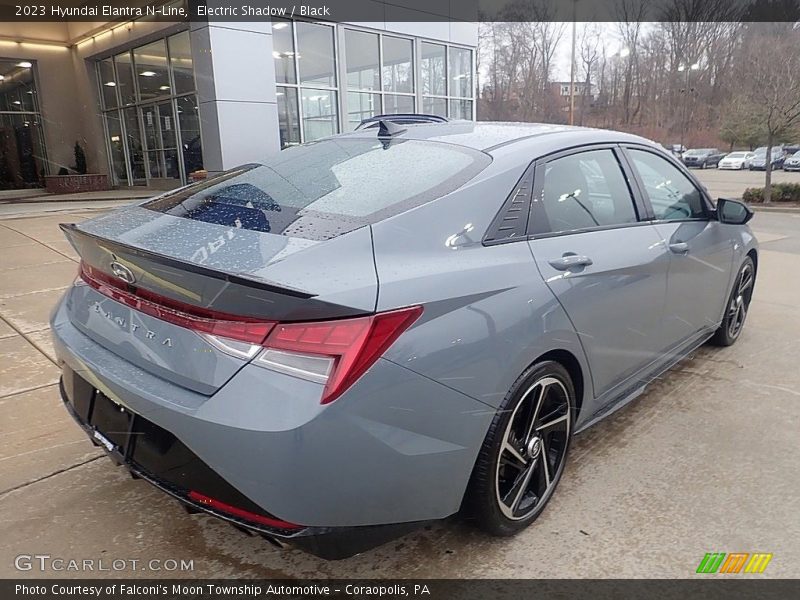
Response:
[52,120,757,558]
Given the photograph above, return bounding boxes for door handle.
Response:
[669,242,690,254]
[548,254,593,271]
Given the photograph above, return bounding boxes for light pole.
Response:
[678,62,700,151]
[568,0,579,125]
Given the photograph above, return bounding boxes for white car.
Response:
[718,151,755,170]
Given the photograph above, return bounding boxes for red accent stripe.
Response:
[80,262,275,345]
[187,491,303,530]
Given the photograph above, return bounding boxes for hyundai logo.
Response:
[110,261,136,284]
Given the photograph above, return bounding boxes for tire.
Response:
[465,360,575,536]
[711,256,755,346]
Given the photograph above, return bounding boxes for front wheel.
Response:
[465,361,574,536]
[711,257,755,346]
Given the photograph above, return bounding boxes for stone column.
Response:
[190,18,280,174]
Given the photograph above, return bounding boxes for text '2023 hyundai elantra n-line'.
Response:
[52,120,758,559]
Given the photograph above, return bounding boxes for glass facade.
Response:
[0,59,47,189]
[98,30,201,187]
[275,21,475,148]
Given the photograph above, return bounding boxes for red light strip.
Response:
[187,491,303,530]
[80,262,275,345]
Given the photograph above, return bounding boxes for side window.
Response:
[531,149,638,235]
[627,149,706,221]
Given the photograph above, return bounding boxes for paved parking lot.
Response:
[0,206,798,579]
[694,167,800,200]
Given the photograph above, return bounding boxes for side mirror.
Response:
[717,198,754,225]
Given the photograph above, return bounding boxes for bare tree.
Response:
[577,23,603,125]
[734,24,800,202]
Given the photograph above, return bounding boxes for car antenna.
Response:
[377,119,406,148]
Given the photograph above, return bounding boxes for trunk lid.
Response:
[62,206,378,395]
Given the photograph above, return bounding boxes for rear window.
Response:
[143,138,490,241]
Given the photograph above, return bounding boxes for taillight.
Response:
[79,260,422,404]
[79,261,276,345]
[254,306,423,404]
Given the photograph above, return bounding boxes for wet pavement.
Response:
[0,208,797,579]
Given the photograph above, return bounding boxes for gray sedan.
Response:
[51,121,757,558]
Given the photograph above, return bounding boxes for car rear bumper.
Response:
[57,371,425,559]
[50,294,493,550]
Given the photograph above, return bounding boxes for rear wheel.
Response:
[711,257,755,346]
[466,361,574,536]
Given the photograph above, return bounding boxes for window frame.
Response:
[483,143,654,246]
[276,19,476,146]
[527,144,650,240]
[0,58,49,178]
[620,144,715,223]
[95,28,199,187]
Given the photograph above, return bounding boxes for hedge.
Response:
[742,183,800,203]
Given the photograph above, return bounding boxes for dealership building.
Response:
[0,2,477,191]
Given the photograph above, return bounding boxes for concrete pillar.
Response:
[190,19,280,174]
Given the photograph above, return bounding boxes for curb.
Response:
[749,205,800,214]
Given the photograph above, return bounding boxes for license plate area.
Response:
[62,368,137,457]
[60,368,283,522]
[89,392,132,450]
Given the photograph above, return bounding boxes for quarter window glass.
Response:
[168,32,194,95]
[449,47,472,98]
[133,40,169,101]
[272,18,296,84]
[297,22,336,88]
[628,149,706,220]
[301,89,337,140]
[276,88,300,147]
[345,30,379,90]
[421,42,446,95]
[422,96,447,117]
[115,52,136,106]
[534,150,638,234]
[384,94,414,115]
[98,58,117,109]
[382,36,413,94]
[346,91,379,131]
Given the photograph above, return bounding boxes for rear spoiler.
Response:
[54,222,392,323]
[60,223,314,299]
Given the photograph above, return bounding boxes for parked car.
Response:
[52,122,758,559]
[782,143,800,155]
[749,146,785,170]
[783,150,800,172]
[669,143,686,157]
[681,148,726,168]
[718,151,756,170]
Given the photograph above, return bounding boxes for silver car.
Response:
[783,150,800,171]
[52,122,758,558]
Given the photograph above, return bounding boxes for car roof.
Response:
[337,120,657,155]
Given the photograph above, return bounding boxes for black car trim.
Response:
[58,370,431,560]
[482,164,535,245]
